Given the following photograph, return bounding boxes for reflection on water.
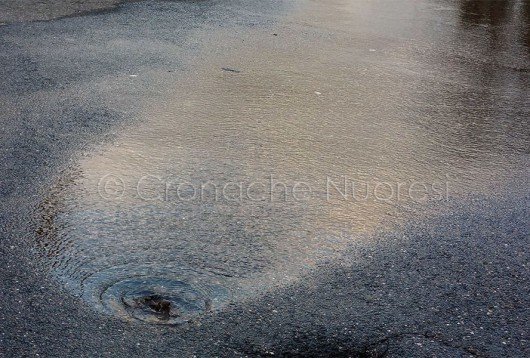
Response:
[451,0,529,155]
[459,0,529,56]
[459,0,511,26]
[36,0,529,324]
[521,1,530,52]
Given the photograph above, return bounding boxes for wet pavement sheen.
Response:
[27,0,529,325]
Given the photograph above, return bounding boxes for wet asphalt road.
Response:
[3,194,529,357]
[1,0,529,357]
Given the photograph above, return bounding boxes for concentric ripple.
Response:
[76,262,234,324]
[103,278,227,324]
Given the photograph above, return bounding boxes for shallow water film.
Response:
[25,0,530,326]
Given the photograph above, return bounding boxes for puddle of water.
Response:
[35,0,529,324]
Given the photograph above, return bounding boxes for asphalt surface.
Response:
[1,0,529,357]
[0,0,131,24]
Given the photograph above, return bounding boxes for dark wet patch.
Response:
[0,0,138,25]
[0,0,211,25]
[38,0,142,24]
[221,67,242,73]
